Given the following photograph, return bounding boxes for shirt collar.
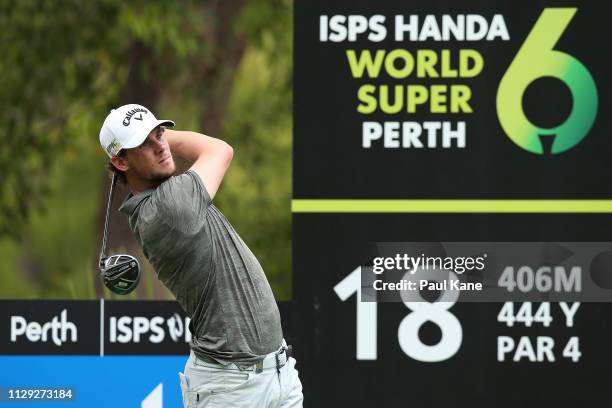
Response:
[119,189,154,216]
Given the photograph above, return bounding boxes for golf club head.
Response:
[99,254,141,295]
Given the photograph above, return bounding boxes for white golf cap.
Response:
[99,103,175,157]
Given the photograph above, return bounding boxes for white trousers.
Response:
[179,345,303,407]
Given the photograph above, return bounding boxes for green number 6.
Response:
[496,8,598,154]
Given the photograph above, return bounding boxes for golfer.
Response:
[99,104,303,407]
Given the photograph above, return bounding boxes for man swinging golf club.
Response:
[99,103,303,407]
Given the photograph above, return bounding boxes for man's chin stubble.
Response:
[154,164,177,183]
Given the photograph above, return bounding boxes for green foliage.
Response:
[217,16,293,299]
[0,1,116,237]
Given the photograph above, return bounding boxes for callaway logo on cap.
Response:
[99,103,175,157]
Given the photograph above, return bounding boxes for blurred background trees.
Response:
[0,0,292,299]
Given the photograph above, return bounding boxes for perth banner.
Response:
[294,1,608,199]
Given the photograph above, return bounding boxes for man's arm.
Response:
[164,129,234,199]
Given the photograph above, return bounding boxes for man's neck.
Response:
[126,177,161,195]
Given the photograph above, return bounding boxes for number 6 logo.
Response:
[496,8,598,154]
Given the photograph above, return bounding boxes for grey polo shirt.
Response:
[119,170,283,364]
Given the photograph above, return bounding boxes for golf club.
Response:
[98,173,141,295]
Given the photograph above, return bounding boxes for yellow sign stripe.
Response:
[291,200,612,213]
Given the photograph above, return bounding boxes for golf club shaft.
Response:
[99,173,117,267]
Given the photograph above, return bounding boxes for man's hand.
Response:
[164,129,233,199]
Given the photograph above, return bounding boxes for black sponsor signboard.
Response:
[294,0,609,199]
[0,300,99,355]
[294,1,612,407]
[0,301,293,356]
[104,300,191,355]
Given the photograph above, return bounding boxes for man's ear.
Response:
[110,155,129,172]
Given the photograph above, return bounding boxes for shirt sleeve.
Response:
[149,170,212,232]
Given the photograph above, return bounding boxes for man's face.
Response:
[124,126,176,183]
